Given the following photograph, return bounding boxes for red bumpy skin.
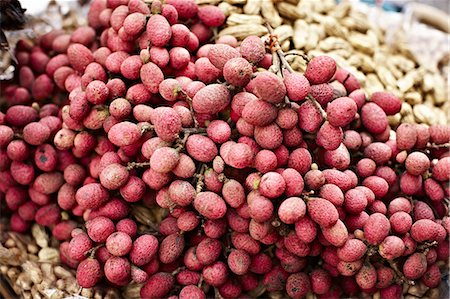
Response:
[304,56,336,84]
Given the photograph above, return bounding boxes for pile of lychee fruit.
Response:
[0,0,449,298]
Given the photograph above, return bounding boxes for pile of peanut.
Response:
[215,0,449,126]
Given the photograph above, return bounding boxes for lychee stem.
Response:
[300,194,315,202]
[444,198,450,215]
[387,259,415,286]
[271,218,281,227]
[182,127,206,134]
[217,173,228,183]
[214,287,224,299]
[307,95,327,120]
[366,245,378,256]
[197,275,203,288]
[127,161,150,170]
[269,51,281,74]
[171,266,185,276]
[285,51,310,63]
[427,142,450,149]
[85,244,104,258]
[175,133,190,151]
[265,23,294,74]
[278,52,294,74]
[140,123,154,133]
[212,27,218,40]
[223,246,232,257]
[417,241,438,251]
[141,123,205,135]
[302,190,315,196]
[179,89,199,128]
[263,245,275,254]
[194,164,207,193]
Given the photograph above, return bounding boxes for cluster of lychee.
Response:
[0,0,449,298]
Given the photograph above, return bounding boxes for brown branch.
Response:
[307,95,327,120]
[176,133,190,151]
[195,164,207,193]
[179,89,199,128]
[127,161,150,170]
[265,23,294,74]
[387,260,415,286]
[86,244,104,258]
[427,142,450,149]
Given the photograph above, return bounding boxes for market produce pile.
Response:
[0,0,449,298]
[216,0,449,127]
